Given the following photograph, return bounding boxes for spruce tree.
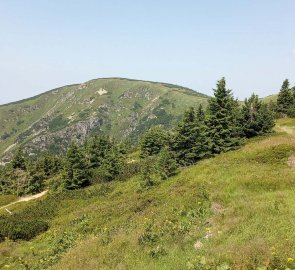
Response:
[157,147,178,180]
[140,126,169,157]
[277,79,293,115]
[87,135,112,169]
[63,142,90,189]
[97,146,124,181]
[241,94,275,138]
[140,156,159,187]
[11,147,26,170]
[207,78,241,154]
[196,104,205,122]
[173,107,211,165]
[256,103,275,134]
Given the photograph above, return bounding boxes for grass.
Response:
[1,120,295,269]
[0,195,17,207]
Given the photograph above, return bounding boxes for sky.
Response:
[0,0,294,104]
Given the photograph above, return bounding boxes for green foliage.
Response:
[207,77,242,154]
[48,114,68,131]
[276,79,293,115]
[157,147,178,180]
[0,218,48,241]
[140,156,160,187]
[140,126,170,157]
[86,135,112,169]
[11,147,26,170]
[241,94,275,138]
[173,107,211,165]
[62,142,90,190]
[140,147,178,187]
[93,146,125,182]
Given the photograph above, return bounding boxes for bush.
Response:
[0,218,48,241]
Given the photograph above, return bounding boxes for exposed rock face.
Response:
[23,117,103,155]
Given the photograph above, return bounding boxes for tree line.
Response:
[139,78,275,186]
[0,78,275,194]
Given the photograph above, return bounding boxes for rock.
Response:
[96,88,108,95]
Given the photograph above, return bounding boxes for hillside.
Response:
[0,78,208,162]
[262,94,278,103]
[0,119,295,269]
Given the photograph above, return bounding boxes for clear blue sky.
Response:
[0,0,294,104]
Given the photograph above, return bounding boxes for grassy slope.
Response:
[262,94,278,103]
[1,119,295,269]
[0,78,208,156]
[0,195,17,207]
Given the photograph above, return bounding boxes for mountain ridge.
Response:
[0,77,208,107]
[0,77,209,161]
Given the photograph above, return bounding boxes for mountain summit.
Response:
[0,78,208,161]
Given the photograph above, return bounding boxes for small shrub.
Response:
[0,218,48,241]
[138,222,159,245]
[48,114,68,132]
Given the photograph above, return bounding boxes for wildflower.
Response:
[4,265,10,268]
[288,257,294,263]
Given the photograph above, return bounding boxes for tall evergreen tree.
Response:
[87,135,112,169]
[196,104,206,122]
[97,146,124,181]
[11,147,26,170]
[173,107,211,165]
[157,147,178,180]
[277,79,293,115]
[207,78,241,154]
[63,142,90,189]
[241,94,275,138]
[140,126,169,157]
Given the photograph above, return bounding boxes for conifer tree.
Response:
[241,94,275,138]
[140,156,159,187]
[87,135,112,169]
[157,147,178,180]
[11,147,26,170]
[97,146,124,181]
[196,104,205,122]
[173,107,211,165]
[207,78,241,154]
[277,79,293,115]
[63,142,90,189]
[140,126,169,157]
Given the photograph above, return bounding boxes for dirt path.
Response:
[0,190,48,211]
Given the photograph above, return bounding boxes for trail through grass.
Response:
[0,190,48,211]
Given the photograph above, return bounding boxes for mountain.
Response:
[0,78,209,162]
